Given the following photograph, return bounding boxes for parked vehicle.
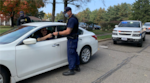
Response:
[94,25,101,30]
[112,20,146,47]
[0,22,98,83]
[79,22,87,29]
[143,22,150,33]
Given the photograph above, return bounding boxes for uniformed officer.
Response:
[53,7,80,76]
[17,11,31,26]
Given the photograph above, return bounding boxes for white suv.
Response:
[112,20,146,47]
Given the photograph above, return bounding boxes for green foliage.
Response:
[132,0,150,23]
[55,11,64,21]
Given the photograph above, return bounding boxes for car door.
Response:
[15,26,61,78]
[57,26,84,64]
[56,26,68,64]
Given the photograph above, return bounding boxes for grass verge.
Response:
[97,35,112,40]
[89,30,112,35]
[0,26,13,34]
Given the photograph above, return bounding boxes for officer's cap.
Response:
[63,7,71,14]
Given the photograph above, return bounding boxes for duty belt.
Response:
[67,34,78,39]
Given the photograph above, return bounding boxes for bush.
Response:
[100,21,120,31]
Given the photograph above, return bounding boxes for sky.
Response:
[39,0,136,15]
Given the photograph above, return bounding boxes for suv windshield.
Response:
[0,26,36,44]
[144,24,150,26]
[118,21,140,27]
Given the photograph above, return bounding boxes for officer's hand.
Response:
[46,34,52,38]
[53,32,58,36]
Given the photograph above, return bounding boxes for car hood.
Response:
[114,27,141,31]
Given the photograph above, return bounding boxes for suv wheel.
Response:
[143,35,146,41]
[137,39,143,47]
[113,40,117,44]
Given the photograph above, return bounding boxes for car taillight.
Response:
[92,35,97,40]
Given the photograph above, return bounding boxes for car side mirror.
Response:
[23,38,36,45]
[115,25,118,28]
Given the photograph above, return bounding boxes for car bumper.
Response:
[112,36,142,43]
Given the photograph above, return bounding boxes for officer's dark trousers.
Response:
[67,38,80,70]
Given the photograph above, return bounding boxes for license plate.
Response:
[121,38,127,41]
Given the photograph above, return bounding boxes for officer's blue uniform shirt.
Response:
[67,15,78,36]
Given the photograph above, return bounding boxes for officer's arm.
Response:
[37,34,52,41]
[58,28,72,35]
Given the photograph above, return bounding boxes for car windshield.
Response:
[144,24,150,26]
[0,26,36,44]
[118,21,140,27]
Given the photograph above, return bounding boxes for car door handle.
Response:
[52,44,59,47]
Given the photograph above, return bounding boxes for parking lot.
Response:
[18,34,150,83]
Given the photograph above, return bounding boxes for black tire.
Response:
[113,40,117,44]
[137,39,143,47]
[80,46,91,64]
[143,35,145,41]
[0,67,10,83]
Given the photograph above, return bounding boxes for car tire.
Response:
[137,39,143,47]
[0,68,10,83]
[80,46,91,64]
[143,35,145,41]
[113,40,117,44]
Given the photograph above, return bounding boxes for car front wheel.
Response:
[143,35,145,41]
[113,40,117,44]
[0,68,10,83]
[137,39,143,47]
[80,46,91,64]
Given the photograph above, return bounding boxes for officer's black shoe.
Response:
[75,65,80,72]
[63,69,75,76]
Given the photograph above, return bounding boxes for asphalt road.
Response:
[18,34,150,83]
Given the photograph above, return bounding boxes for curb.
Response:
[98,38,112,42]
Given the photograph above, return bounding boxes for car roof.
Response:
[22,22,66,27]
[122,20,141,22]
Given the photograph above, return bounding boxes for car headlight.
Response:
[133,34,140,36]
[113,30,117,33]
[112,33,117,35]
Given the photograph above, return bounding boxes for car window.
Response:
[0,26,36,44]
[144,24,150,26]
[78,29,83,35]
[57,26,67,38]
[20,26,56,44]
[118,21,140,27]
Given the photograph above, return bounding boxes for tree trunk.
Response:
[11,12,14,27]
[52,0,56,22]
[63,0,67,23]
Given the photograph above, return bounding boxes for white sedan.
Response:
[0,22,98,83]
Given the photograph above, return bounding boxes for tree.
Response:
[44,13,52,21]
[0,0,45,27]
[132,0,150,22]
[55,11,64,21]
[63,0,91,23]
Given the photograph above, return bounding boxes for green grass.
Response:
[89,30,112,35]
[0,26,13,34]
[97,35,112,40]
